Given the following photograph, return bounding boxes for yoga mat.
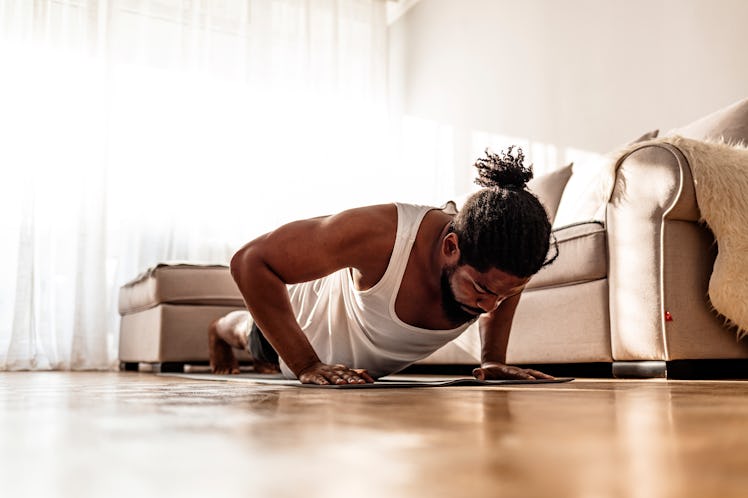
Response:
[159,372,573,389]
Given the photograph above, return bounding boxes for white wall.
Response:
[389,0,748,194]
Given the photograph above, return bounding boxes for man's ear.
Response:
[442,232,461,263]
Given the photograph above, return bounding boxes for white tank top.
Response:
[280,203,472,379]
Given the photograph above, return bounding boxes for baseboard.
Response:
[119,360,254,373]
[119,359,748,379]
[666,359,748,379]
[612,360,748,379]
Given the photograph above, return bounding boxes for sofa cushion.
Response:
[670,97,748,145]
[526,221,607,290]
[527,164,572,224]
[118,263,244,315]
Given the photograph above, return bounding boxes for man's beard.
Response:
[440,264,481,326]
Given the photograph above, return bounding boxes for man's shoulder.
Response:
[331,202,445,240]
[334,203,398,230]
[321,204,399,252]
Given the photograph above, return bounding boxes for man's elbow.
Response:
[231,235,284,291]
[230,246,255,287]
[229,250,242,283]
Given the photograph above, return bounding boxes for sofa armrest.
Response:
[606,143,700,361]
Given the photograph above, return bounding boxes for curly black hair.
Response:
[451,146,558,277]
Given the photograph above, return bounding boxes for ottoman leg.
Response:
[119,362,139,372]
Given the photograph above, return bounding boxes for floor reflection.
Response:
[3,374,748,498]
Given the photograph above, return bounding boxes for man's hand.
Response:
[473,361,554,381]
[297,362,375,385]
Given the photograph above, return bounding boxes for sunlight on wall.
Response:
[399,114,605,204]
[397,115,456,206]
[470,130,604,186]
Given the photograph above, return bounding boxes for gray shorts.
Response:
[247,322,279,365]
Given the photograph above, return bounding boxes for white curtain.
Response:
[0,0,440,370]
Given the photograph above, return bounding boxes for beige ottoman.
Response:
[118,263,249,372]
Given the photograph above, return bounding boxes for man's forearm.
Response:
[478,293,521,365]
[479,319,509,364]
[231,252,321,376]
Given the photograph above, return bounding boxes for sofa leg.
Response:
[612,361,667,378]
[119,362,139,372]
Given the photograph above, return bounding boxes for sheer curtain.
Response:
[0,0,432,370]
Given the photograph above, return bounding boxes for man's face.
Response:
[440,263,530,325]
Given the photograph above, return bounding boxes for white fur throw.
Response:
[642,136,748,338]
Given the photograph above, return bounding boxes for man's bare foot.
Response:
[208,319,240,374]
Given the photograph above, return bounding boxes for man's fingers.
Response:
[475,365,524,380]
[345,375,365,384]
[328,374,346,385]
[300,364,376,385]
[355,369,376,383]
[474,365,551,380]
[340,373,363,384]
[526,369,555,380]
[502,367,532,380]
[337,368,372,384]
[312,375,329,385]
[331,369,366,384]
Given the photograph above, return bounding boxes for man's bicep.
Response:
[253,217,353,283]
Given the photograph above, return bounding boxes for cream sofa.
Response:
[425,97,748,378]
[118,98,748,378]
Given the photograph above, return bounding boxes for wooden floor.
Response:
[2,373,748,498]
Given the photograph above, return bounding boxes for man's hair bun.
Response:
[474,146,533,190]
